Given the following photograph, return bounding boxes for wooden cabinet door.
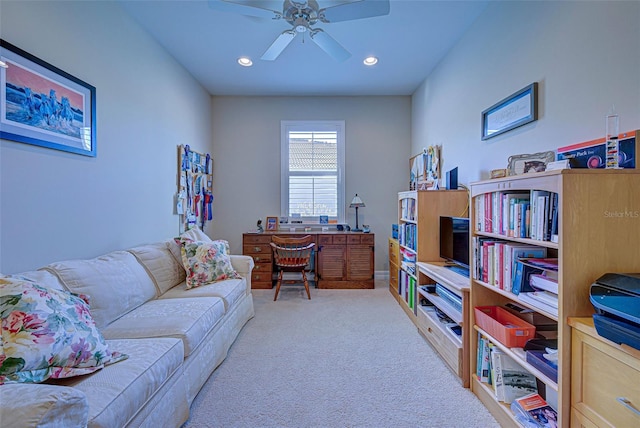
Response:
[317,244,346,280]
[347,244,374,281]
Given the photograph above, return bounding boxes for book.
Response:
[519,293,559,316]
[490,347,505,402]
[522,290,558,309]
[512,260,544,295]
[480,335,491,383]
[504,245,548,293]
[529,190,550,240]
[510,393,558,428]
[501,354,538,403]
[529,274,558,294]
[520,258,558,271]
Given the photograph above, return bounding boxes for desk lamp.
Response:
[349,194,365,232]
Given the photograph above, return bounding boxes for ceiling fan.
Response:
[208,0,390,62]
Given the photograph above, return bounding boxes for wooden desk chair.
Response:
[270,235,315,301]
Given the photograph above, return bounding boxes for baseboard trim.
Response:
[375,270,389,280]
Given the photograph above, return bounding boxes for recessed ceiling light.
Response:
[237,57,253,67]
[363,56,378,66]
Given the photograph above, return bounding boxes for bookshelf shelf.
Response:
[474,325,558,391]
[469,169,640,427]
[474,280,558,321]
[474,231,559,250]
[417,287,463,325]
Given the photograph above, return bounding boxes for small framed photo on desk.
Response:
[266,217,278,231]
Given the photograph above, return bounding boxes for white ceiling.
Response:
[119,0,488,96]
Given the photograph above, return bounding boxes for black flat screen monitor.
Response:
[439,216,470,273]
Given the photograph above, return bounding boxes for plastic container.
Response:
[474,306,536,348]
[526,350,558,383]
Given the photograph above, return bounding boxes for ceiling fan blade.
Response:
[320,0,390,23]
[310,29,351,62]
[261,30,297,61]
[207,0,282,19]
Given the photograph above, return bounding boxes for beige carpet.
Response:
[183,281,499,427]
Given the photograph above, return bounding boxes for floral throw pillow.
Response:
[0,276,127,385]
[177,238,241,289]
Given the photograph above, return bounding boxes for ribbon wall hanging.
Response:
[177,144,213,233]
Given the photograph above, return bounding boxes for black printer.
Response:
[590,273,640,351]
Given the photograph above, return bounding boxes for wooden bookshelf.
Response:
[390,189,469,383]
[469,169,640,427]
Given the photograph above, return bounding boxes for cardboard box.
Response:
[557,129,638,169]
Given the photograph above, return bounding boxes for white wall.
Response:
[210,96,410,271]
[412,1,640,185]
[0,1,212,273]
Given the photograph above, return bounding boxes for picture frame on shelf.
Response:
[0,39,97,156]
[507,151,555,176]
[482,82,538,141]
[266,216,278,231]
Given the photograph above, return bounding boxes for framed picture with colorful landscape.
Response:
[0,39,96,156]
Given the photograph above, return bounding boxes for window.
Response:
[281,120,345,223]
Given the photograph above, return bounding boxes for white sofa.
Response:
[0,235,255,427]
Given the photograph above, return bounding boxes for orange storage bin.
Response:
[474,306,536,348]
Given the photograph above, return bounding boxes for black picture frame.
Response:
[481,82,538,141]
[0,39,96,156]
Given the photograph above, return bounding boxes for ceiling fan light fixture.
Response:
[237,57,253,67]
[363,56,378,66]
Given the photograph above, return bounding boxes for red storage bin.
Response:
[474,306,536,348]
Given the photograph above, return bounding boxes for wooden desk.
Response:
[242,231,375,289]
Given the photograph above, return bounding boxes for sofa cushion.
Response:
[42,251,157,329]
[160,278,246,311]
[177,239,241,289]
[128,242,185,296]
[50,337,184,428]
[100,297,225,357]
[165,226,212,266]
[0,277,126,385]
[0,383,89,427]
[180,225,213,243]
[7,269,65,290]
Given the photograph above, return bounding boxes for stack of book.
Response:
[512,258,559,316]
[510,393,558,428]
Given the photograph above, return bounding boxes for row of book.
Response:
[477,333,538,404]
[398,269,415,310]
[477,334,558,427]
[399,197,416,222]
[398,222,417,251]
[472,238,548,290]
[474,190,559,243]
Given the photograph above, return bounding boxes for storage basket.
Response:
[474,306,536,348]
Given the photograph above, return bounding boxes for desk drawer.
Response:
[348,234,374,245]
[317,235,346,245]
[243,244,272,256]
[246,252,272,264]
[243,234,272,244]
[251,262,271,275]
[389,239,399,265]
[416,306,462,377]
[572,328,640,427]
